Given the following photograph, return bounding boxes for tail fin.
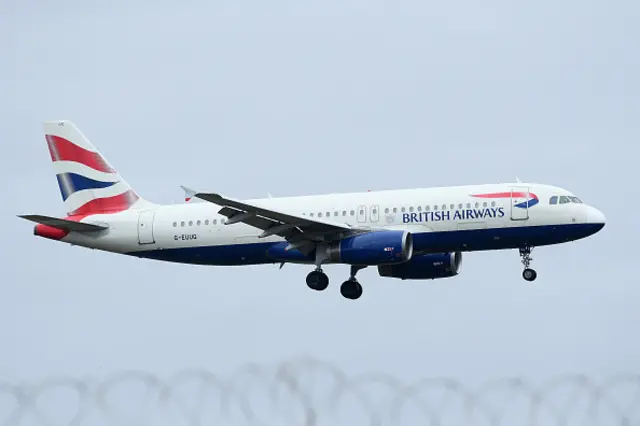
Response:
[44,120,154,216]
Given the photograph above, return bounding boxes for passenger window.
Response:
[205,220,209,225]
[173,222,177,227]
[559,196,570,204]
[549,196,558,205]
[196,220,201,226]
[213,219,217,224]
[181,221,185,227]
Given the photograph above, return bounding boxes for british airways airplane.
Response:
[19,121,606,300]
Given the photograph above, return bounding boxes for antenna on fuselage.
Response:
[516,176,522,183]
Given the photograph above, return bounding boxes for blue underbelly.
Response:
[128,223,603,266]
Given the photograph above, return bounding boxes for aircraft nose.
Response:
[586,206,606,229]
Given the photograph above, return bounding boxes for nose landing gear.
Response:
[519,246,537,281]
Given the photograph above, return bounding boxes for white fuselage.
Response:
[56,182,606,266]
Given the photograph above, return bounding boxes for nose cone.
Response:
[586,206,606,231]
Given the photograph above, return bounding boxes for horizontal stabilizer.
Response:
[18,214,108,232]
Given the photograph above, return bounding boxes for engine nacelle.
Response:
[326,230,414,265]
[377,252,462,280]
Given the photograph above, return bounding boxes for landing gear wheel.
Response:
[340,280,363,300]
[522,268,537,281]
[519,246,537,282]
[306,270,329,291]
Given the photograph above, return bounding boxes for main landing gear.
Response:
[305,265,367,300]
[306,268,329,291]
[519,246,537,282]
[340,265,366,300]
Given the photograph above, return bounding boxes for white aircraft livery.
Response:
[20,121,606,300]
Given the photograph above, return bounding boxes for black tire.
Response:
[522,268,537,282]
[340,280,363,299]
[306,270,329,291]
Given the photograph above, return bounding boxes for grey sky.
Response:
[2,0,639,423]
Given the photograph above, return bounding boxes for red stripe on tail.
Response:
[34,224,69,240]
[46,135,115,174]
[70,190,139,215]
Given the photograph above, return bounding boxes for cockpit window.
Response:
[550,195,583,205]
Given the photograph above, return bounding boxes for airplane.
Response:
[19,120,606,300]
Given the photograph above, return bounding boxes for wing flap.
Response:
[18,214,109,232]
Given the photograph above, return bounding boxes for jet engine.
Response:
[326,230,414,265]
[377,252,462,280]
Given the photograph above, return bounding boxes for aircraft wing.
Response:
[182,187,359,251]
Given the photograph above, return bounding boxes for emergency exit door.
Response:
[357,205,367,223]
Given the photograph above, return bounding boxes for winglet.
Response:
[185,188,225,205]
[181,185,197,203]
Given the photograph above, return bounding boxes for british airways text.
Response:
[402,207,505,223]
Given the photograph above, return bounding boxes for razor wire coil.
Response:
[1,356,638,426]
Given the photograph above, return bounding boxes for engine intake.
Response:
[378,252,462,280]
[326,230,413,265]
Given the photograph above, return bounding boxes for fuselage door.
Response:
[357,205,367,223]
[509,186,530,221]
[370,204,379,223]
[137,210,156,244]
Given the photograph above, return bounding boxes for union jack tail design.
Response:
[44,120,154,217]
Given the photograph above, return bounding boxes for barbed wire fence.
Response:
[1,356,639,425]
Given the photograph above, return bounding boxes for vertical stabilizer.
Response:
[44,120,154,216]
